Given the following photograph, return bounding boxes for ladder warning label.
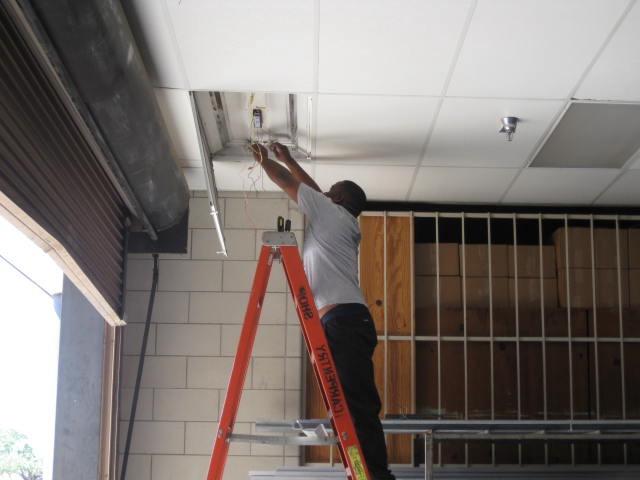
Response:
[315,344,345,418]
[347,446,367,480]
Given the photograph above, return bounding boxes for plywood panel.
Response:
[441,440,465,465]
[601,442,625,464]
[386,340,412,464]
[467,308,490,337]
[519,307,542,337]
[493,308,516,337]
[360,216,385,334]
[441,341,465,464]
[441,342,465,419]
[416,342,438,416]
[495,443,518,465]
[386,216,412,335]
[468,441,492,465]
[521,442,545,464]
[625,343,640,419]
[572,342,596,420]
[599,343,623,419]
[623,308,640,337]
[494,342,517,419]
[592,308,620,338]
[547,343,570,418]
[520,342,544,419]
[548,441,571,464]
[467,342,491,419]
[574,442,598,464]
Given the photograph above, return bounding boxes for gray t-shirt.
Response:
[296,183,366,310]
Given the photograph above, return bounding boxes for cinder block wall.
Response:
[119,191,305,480]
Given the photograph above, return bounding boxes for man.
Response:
[250,142,394,480]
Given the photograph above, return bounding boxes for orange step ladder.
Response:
[207,223,371,480]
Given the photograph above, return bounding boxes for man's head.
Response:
[325,180,367,217]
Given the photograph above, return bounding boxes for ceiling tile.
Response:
[165,0,315,92]
[154,88,201,167]
[447,0,629,98]
[503,168,619,205]
[530,102,640,168]
[594,170,640,205]
[423,98,565,167]
[318,0,472,95]
[409,167,518,203]
[315,95,439,165]
[313,164,415,201]
[576,2,640,101]
[122,0,187,89]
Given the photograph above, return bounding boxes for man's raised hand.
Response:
[250,143,268,164]
[270,142,292,163]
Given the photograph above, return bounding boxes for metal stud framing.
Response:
[352,210,640,468]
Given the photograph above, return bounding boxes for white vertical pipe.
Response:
[615,218,628,465]
[383,212,388,426]
[410,212,416,463]
[538,215,549,466]
[589,217,602,464]
[488,214,496,466]
[563,216,575,465]
[435,213,442,467]
[461,214,469,466]
[513,215,522,466]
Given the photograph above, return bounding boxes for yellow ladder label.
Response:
[347,446,367,480]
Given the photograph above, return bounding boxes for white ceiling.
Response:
[125,0,640,206]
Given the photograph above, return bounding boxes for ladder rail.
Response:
[208,246,274,480]
[208,234,372,480]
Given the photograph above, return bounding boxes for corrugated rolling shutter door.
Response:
[0,4,128,320]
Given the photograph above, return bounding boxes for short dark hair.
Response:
[340,180,367,217]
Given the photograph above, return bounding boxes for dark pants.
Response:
[321,303,395,480]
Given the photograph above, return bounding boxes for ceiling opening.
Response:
[192,91,311,161]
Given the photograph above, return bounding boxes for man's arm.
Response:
[250,143,300,201]
[270,143,322,193]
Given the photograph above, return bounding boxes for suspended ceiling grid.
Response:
[124,0,640,205]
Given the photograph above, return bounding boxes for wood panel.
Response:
[360,215,385,334]
[625,343,640,419]
[521,442,545,464]
[520,342,544,419]
[386,216,412,335]
[593,308,620,338]
[598,343,622,419]
[468,441,492,465]
[386,340,412,464]
[441,342,465,418]
[416,342,438,416]
[572,342,596,420]
[546,343,571,418]
[467,342,491,419]
[494,341,517,419]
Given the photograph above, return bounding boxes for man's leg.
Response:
[322,309,394,480]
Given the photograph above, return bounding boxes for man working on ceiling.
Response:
[251,142,394,480]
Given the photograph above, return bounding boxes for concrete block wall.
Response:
[119,191,305,480]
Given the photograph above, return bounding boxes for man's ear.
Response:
[333,191,345,204]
